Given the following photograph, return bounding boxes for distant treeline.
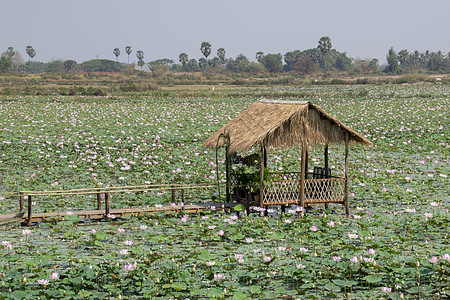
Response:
[1,41,449,75]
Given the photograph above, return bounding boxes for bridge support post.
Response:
[27,195,32,226]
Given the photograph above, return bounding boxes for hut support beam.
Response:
[259,143,265,208]
[299,145,306,208]
[324,144,329,210]
[344,133,349,216]
[225,145,230,203]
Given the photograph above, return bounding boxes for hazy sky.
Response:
[2,0,449,64]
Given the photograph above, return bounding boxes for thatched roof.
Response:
[202,99,372,153]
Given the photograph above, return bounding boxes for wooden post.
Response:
[324,144,329,210]
[344,133,350,216]
[300,145,306,208]
[171,186,175,203]
[181,188,185,203]
[305,150,309,179]
[27,195,32,226]
[259,143,265,208]
[225,145,230,203]
[97,190,101,210]
[19,191,24,212]
[105,192,110,218]
[246,190,250,215]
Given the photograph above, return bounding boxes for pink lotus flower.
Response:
[350,256,358,263]
[49,272,59,280]
[217,230,224,236]
[310,225,318,232]
[428,256,438,264]
[382,287,391,293]
[332,256,342,262]
[368,248,376,256]
[327,221,335,227]
[123,261,137,272]
[296,263,306,269]
[38,279,49,286]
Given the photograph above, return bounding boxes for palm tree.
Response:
[179,53,188,66]
[136,50,144,70]
[113,48,120,62]
[125,46,132,64]
[217,48,226,61]
[317,37,332,73]
[200,42,211,61]
[25,46,36,61]
[256,52,265,64]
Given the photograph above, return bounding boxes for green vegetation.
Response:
[0,85,448,298]
[1,39,448,76]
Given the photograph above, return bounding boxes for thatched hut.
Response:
[203,99,371,215]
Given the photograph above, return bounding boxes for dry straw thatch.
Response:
[203,99,371,154]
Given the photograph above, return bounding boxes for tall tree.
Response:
[125,46,132,64]
[200,42,211,61]
[64,60,77,73]
[113,48,121,62]
[25,46,36,61]
[6,47,15,59]
[187,59,198,72]
[179,53,188,67]
[368,58,379,71]
[385,47,399,74]
[136,50,144,70]
[256,51,265,64]
[398,49,409,69]
[317,36,332,73]
[0,56,12,73]
[263,53,283,73]
[217,48,226,61]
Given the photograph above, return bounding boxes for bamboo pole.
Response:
[324,144,329,210]
[105,193,110,219]
[97,190,101,210]
[300,145,306,208]
[171,186,175,203]
[27,195,32,226]
[21,184,220,197]
[225,145,230,203]
[344,133,350,216]
[259,143,265,208]
[19,191,24,212]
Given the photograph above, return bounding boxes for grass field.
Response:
[0,85,448,299]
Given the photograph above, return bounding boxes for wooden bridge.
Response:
[0,183,239,227]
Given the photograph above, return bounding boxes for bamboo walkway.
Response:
[0,202,240,226]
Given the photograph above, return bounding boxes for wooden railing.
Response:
[5,183,220,226]
[262,178,346,206]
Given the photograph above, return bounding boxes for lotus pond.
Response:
[0,85,449,299]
